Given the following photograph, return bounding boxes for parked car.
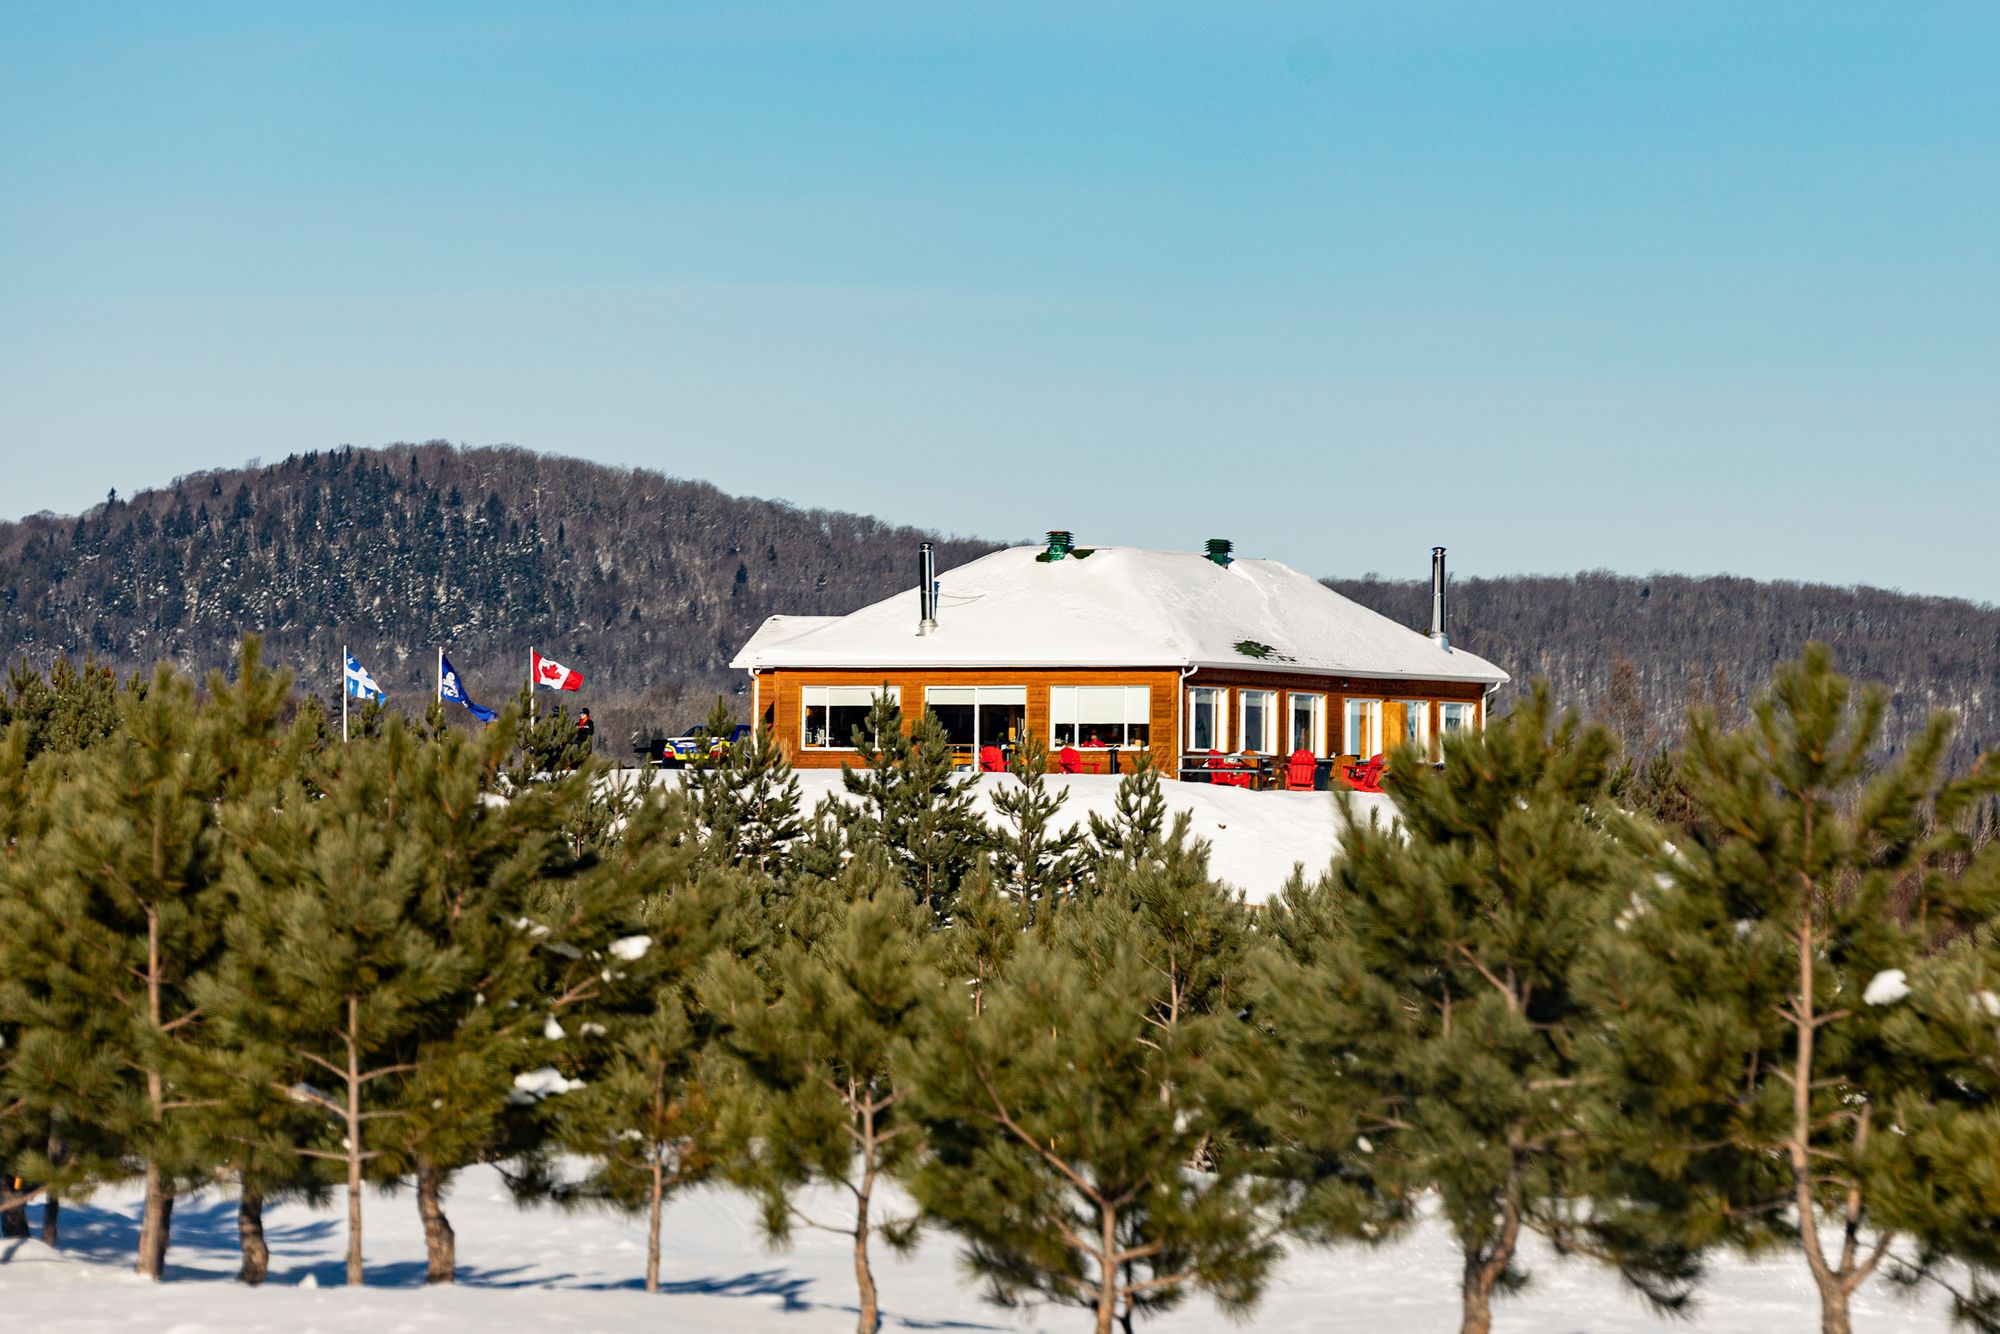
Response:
[633,723,750,768]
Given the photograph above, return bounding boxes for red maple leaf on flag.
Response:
[531,650,583,691]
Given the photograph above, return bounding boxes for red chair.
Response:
[1057,745,1083,774]
[1207,749,1254,789]
[1342,754,1388,793]
[978,745,1006,773]
[1286,749,1316,790]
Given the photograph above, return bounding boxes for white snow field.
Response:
[664,769,1392,904]
[0,1166,1953,1333]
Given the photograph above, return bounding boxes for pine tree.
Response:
[939,855,1025,1019]
[841,691,985,916]
[525,790,735,1294]
[1585,646,2000,1334]
[1085,748,1169,870]
[905,895,1280,1334]
[366,719,600,1284]
[988,732,1087,923]
[0,662,234,1279]
[204,719,469,1286]
[703,854,939,1334]
[686,698,806,877]
[1266,684,1690,1334]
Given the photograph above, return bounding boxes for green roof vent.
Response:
[1044,530,1074,561]
[1205,537,1233,567]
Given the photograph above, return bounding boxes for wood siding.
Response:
[755,663,1490,775]
[759,667,1183,773]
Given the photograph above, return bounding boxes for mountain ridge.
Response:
[2,443,1993,767]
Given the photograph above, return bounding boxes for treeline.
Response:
[3,645,1999,1334]
[0,442,999,753]
[1329,570,2000,773]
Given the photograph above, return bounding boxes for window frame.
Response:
[1187,686,1226,753]
[1288,691,1326,756]
[1399,699,1432,755]
[1050,685,1152,750]
[1343,697,1383,757]
[801,684,902,751]
[1238,689,1278,755]
[925,685,1027,754]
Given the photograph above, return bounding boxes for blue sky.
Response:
[3,2,1995,599]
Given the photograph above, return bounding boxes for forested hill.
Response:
[1328,572,2000,771]
[0,443,1000,745]
[0,441,1992,768]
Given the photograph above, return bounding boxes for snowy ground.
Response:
[0,1166,1953,1333]
[645,769,1392,904]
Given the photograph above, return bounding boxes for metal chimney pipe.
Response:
[918,542,938,635]
[1428,546,1449,649]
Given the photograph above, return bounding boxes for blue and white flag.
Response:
[439,652,498,724]
[344,653,386,702]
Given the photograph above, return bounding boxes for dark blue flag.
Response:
[439,651,498,724]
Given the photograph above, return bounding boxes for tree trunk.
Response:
[645,1151,664,1295]
[42,1127,65,1246]
[1460,1218,1520,1334]
[1094,1201,1119,1334]
[854,1105,880,1334]
[135,1164,174,1280]
[237,1190,268,1284]
[344,998,364,1287]
[1818,1289,1854,1334]
[416,1158,455,1284]
[0,1180,26,1238]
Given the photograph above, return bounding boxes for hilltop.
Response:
[1,442,1993,767]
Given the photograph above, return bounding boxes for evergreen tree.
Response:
[525,789,736,1294]
[686,697,806,877]
[1085,749,1169,868]
[906,897,1279,1334]
[203,719,469,1286]
[369,719,598,1284]
[0,662,237,1278]
[704,855,939,1334]
[939,855,1025,1019]
[1585,646,2000,1334]
[1267,685,1690,1334]
[988,732,1087,923]
[841,691,985,916]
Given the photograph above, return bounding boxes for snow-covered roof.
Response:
[730,545,1509,686]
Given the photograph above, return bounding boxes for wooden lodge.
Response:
[729,535,1509,782]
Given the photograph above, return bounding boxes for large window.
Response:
[1343,698,1382,757]
[1440,701,1475,737]
[1051,686,1151,749]
[927,686,1027,754]
[1399,700,1432,753]
[1239,690,1277,754]
[802,685,900,750]
[1188,687,1224,752]
[1289,692,1325,755]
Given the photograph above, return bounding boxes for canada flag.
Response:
[531,649,584,692]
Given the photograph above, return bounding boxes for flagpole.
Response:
[436,646,443,707]
[529,646,535,724]
[341,642,349,744]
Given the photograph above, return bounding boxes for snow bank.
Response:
[0,1165,1954,1332]
[704,771,1390,903]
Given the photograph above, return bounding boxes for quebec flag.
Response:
[439,652,498,724]
[344,653,385,702]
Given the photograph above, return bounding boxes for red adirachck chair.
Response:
[1286,749,1316,790]
[1207,748,1252,788]
[1057,745,1083,775]
[978,745,1006,773]
[1343,754,1388,794]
